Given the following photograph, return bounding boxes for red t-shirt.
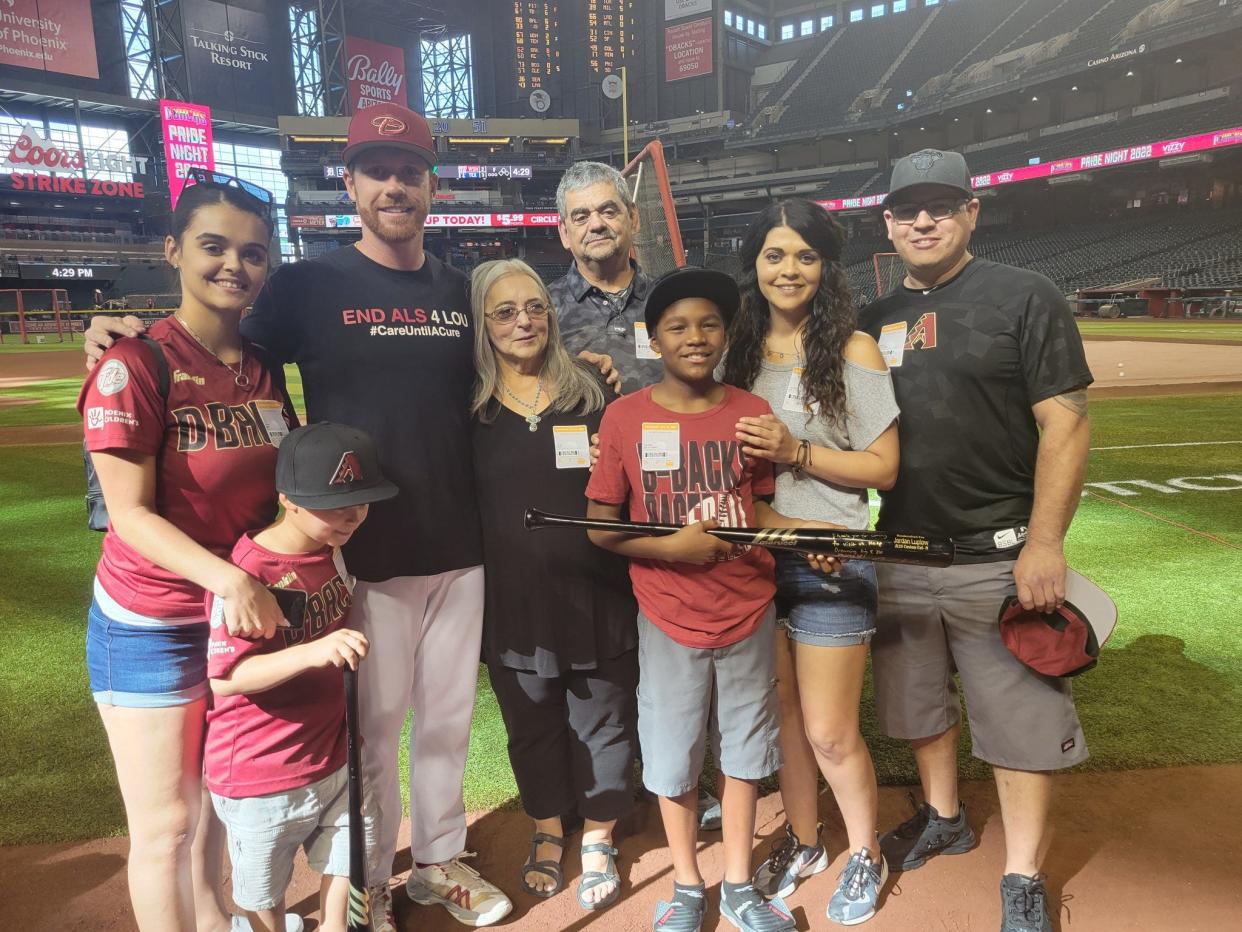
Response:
[585,384,776,649]
[78,317,295,620]
[204,534,352,798]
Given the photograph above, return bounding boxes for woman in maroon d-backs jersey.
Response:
[79,172,299,932]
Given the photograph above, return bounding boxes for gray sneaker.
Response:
[752,822,829,899]
[698,787,722,831]
[1000,873,1053,932]
[826,849,888,926]
[719,887,796,932]
[879,793,977,871]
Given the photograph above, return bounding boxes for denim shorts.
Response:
[212,764,379,912]
[775,551,877,647]
[85,593,209,708]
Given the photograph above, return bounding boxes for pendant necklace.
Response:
[175,315,251,388]
[502,376,545,431]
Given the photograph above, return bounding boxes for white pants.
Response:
[350,565,485,874]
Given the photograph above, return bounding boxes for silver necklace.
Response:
[501,376,544,431]
[175,315,251,388]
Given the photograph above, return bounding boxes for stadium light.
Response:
[1031,96,1039,102]
[986,108,993,113]
[1175,57,1183,63]
[1071,85,1079,91]
[1126,70,1135,76]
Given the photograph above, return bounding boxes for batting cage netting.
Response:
[621,141,686,279]
[873,252,905,298]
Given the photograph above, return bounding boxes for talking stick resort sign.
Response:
[183,1,277,115]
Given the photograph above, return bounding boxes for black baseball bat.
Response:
[524,507,955,567]
[344,665,369,932]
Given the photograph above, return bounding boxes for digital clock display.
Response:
[18,262,122,281]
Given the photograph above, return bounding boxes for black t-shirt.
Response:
[859,258,1093,562]
[472,396,636,676]
[242,246,482,581]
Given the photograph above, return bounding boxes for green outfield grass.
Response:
[1077,319,1242,342]
[1,392,1240,845]
[0,339,84,354]
[0,367,307,430]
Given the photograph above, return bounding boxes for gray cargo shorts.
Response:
[872,560,1088,771]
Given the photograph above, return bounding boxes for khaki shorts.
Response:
[636,606,781,797]
[212,765,378,912]
[872,561,1088,771]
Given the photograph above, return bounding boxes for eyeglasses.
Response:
[484,300,550,324]
[889,198,969,224]
[183,168,274,213]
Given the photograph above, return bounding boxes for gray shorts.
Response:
[872,561,1089,772]
[211,764,378,911]
[636,606,781,797]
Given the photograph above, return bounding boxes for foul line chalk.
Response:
[1083,490,1242,551]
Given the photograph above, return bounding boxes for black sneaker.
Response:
[879,793,977,871]
[999,873,1053,932]
[752,822,829,899]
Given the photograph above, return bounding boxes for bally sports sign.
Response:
[345,36,408,111]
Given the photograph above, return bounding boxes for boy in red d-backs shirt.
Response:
[585,267,841,932]
[206,422,397,932]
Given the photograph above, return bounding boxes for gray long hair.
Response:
[470,259,607,422]
[555,161,634,219]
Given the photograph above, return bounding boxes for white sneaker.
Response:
[368,882,397,932]
[406,852,513,927]
[230,915,304,932]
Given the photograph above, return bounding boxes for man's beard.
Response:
[360,201,424,243]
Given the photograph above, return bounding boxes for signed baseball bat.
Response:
[344,666,369,932]
[524,508,954,567]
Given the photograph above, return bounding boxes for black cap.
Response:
[883,148,973,207]
[276,422,398,509]
[644,266,740,332]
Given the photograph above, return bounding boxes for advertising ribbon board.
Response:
[161,100,215,209]
[0,0,99,79]
[815,125,1242,212]
[290,213,561,229]
[345,36,409,112]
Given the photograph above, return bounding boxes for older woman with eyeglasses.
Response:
[470,258,638,912]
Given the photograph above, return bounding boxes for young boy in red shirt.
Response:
[206,422,397,932]
[585,267,840,932]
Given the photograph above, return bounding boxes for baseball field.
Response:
[1,321,1240,929]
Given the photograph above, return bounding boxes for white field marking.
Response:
[1091,440,1242,452]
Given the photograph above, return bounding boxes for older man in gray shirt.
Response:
[547,161,661,394]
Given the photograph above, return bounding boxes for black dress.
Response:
[472,398,638,677]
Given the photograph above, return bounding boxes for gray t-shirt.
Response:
[750,358,900,529]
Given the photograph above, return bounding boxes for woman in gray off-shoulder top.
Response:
[723,199,900,925]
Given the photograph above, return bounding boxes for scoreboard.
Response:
[514,1,560,91]
[587,0,630,75]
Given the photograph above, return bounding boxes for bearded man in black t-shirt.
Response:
[858,149,1093,932]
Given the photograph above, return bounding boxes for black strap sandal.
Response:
[577,842,621,911]
[520,832,567,898]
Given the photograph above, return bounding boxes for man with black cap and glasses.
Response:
[859,149,1094,932]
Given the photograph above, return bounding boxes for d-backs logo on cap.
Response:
[910,149,943,177]
[330,451,363,486]
[371,115,407,137]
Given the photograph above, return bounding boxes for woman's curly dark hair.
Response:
[723,199,856,427]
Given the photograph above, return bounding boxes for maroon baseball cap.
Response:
[342,103,437,169]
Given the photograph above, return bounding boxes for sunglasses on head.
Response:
[183,168,274,213]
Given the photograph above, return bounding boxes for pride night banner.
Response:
[160,100,214,208]
[818,125,1242,212]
